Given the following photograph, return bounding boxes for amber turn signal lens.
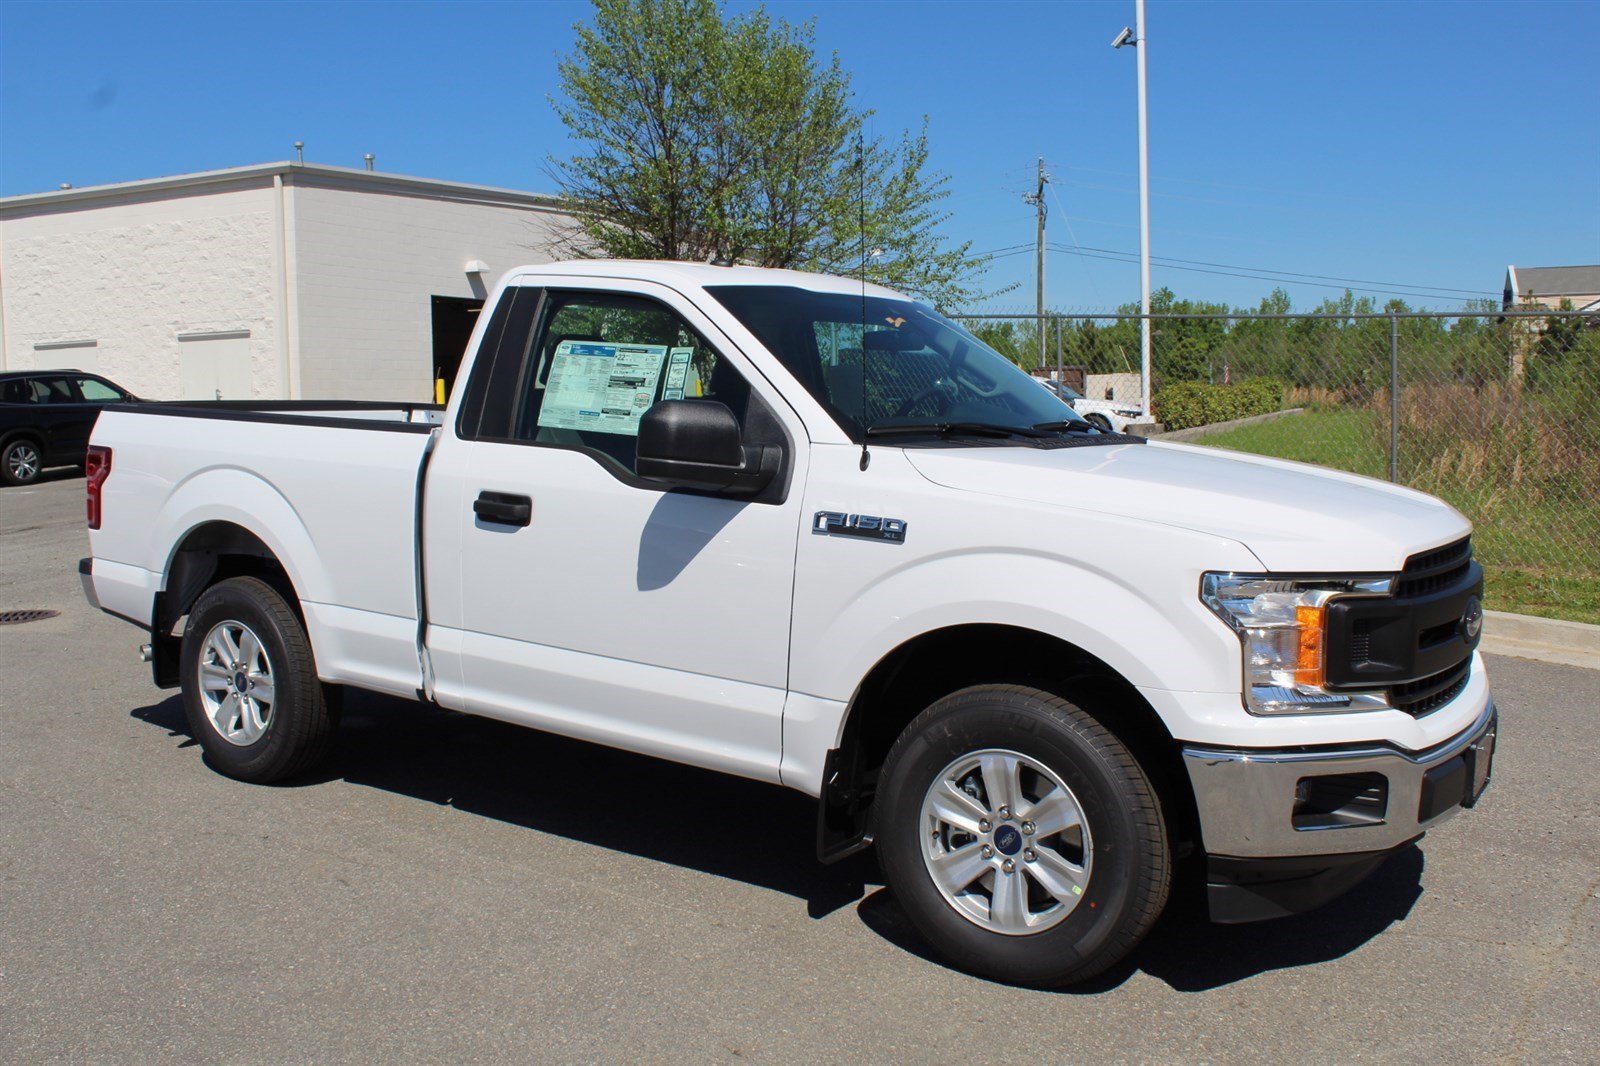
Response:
[1295,604,1326,687]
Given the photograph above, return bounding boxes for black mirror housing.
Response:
[636,400,776,495]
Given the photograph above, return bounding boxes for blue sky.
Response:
[2,0,1595,311]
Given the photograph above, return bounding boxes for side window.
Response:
[75,377,124,402]
[0,379,33,404]
[33,377,76,404]
[453,287,524,441]
[509,291,751,475]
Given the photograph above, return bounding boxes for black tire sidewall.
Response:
[180,578,315,782]
[877,687,1162,986]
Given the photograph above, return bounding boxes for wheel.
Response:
[2,439,42,485]
[1085,413,1114,434]
[179,576,336,783]
[875,684,1170,987]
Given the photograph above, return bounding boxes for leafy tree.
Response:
[548,0,991,308]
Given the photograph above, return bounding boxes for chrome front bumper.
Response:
[1182,701,1497,858]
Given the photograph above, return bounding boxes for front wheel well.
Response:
[818,624,1199,863]
[148,521,300,687]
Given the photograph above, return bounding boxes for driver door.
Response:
[441,279,810,784]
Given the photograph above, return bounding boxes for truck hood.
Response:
[904,440,1469,572]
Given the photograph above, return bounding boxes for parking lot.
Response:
[2,473,1596,1062]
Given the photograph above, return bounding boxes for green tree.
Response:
[548,0,990,308]
[1112,287,1229,383]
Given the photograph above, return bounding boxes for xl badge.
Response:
[813,510,908,544]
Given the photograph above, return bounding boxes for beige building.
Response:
[0,163,574,401]
[1502,264,1600,313]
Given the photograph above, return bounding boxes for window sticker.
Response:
[662,347,694,400]
[537,340,668,437]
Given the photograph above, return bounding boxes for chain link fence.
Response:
[952,309,1600,624]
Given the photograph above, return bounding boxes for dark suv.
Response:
[0,370,137,485]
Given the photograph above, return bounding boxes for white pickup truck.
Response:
[81,260,1495,986]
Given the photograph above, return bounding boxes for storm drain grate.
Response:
[0,609,60,625]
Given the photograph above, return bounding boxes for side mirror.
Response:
[636,400,777,495]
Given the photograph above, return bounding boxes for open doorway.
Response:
[430,295,484,403]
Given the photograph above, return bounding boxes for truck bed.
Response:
[87,400,441,699]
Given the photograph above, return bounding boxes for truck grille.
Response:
[1390,656,1471,717]
[1325,535,1480,718]
[1395,536,1473,599]
[1387,538,1476,716]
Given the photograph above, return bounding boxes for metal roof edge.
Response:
[0,162,566,214]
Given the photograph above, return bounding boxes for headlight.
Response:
[1201,572,1394,715]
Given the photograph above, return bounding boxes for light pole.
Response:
[1114,2,1151,419]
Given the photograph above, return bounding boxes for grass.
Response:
[1194,407,1600,624]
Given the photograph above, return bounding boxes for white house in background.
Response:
[0,162,574,402]
[1502,264,1600,314]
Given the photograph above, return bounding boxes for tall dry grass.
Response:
[1286,382,1600,501]
[1393,382,1599,501]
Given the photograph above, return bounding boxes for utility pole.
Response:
[1023,157,1049,371]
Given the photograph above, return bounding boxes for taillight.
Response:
[85,445,112,529]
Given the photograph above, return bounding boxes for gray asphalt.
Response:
[2,474,1596,1063]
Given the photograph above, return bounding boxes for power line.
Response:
[1051,162,1396,208]
[1061,244,1494,297]
[973,241,1497,299]
[1042,245,1497,302]
[974,242,1035,257]
[1046,180,1088,268]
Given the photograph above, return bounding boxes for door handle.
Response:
[473,491,532,527]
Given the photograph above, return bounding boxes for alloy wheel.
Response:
[7,443,40,482]
[919,748,1094,935]
[196,619,275,746]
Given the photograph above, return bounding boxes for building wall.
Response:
[289,179,569,400]
[1085,372,1142,404]
[0,180,281,399]
[1518,292,1600,312]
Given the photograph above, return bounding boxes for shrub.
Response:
[1154,377,1285,430]
[1153,381,1209,430]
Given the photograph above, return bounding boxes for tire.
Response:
[179,576,336,783]
[1085,413,1114,434]
[875,684,1170,987]
[2,438,43,485]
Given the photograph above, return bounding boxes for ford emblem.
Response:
[1461,596,1483,645]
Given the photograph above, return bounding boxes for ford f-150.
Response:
[80,260,1495,986]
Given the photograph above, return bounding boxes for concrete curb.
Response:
[1149,407,1306,443]
[1482,609,1600,671]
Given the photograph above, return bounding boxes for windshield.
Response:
[706,285,1087,440]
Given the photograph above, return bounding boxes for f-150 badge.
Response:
[813,511,908,543]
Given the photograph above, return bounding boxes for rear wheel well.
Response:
[1,430,45,460]
[819,624,1199,863]
[149,522,300,687]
